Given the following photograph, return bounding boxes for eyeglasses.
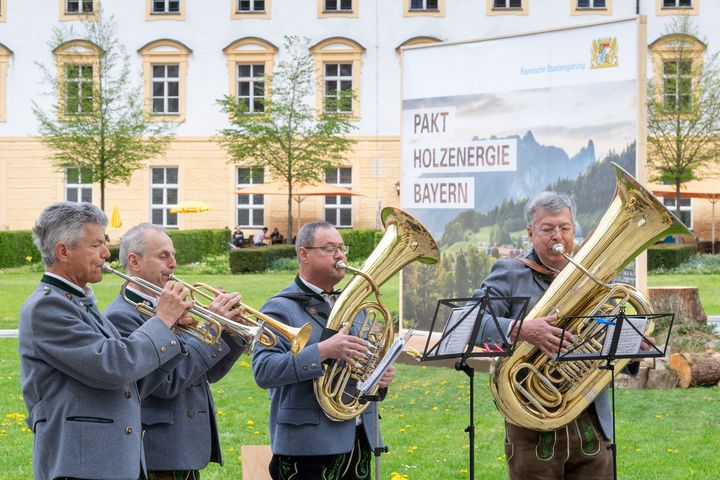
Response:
[531,225,574,236]
[304,245,349,255]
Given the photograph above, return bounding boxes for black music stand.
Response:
[420,293,530,480]
[554,307,674,480]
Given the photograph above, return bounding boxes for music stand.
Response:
[420,293,530,480]
[554,307,674,480]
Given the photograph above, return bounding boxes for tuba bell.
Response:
[313,207,440,421]
[490,162,693,431]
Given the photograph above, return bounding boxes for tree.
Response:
[647,16,720,219]
[218,36,356,240]
[32,10,175,211]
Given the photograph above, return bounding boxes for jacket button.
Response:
[187,409,196,417]
[160,346,167,353]
[311,363,317,368]
[171,340,177,346]
[125,426,133,435]
[218,345,223,352]
[211,352,217,358]
[124,390,132,399]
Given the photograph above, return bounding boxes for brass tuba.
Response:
[491,163,693,431]
[313,207,440,421]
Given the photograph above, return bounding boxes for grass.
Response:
[648,273,720,315]
[0,338,718,479]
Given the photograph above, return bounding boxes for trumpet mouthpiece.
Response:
[335,260,348,270]
[552,244,566,255]
[101,264,112,273]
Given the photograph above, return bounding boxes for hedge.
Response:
[229,245,297,273]
[167,229,230,264]
[339,228,383,262]
[0,230,40,268]
[647,243,697,271]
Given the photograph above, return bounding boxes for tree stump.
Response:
[615,366,648,389]
[668,352,720,388]
[646,368,678,389]
[648,287,707,324]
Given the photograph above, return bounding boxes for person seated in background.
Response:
[231,225,245,248]
[270,227,284,245]
[254,227,269,246]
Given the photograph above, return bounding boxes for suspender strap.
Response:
[515,256,558,278]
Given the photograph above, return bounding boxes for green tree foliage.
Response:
[32,10,175,211]
[217,36,356,239]
[647,16,720,217]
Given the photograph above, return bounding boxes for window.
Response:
[237,167,265,227]
[324,63,353,114]
[237,64,265,113]
[152,64,179,115]
[404,0,444,16]
[151,167,178,227]
[146,0,185,20]
[577,0,606,8]
[487,0,526,15]
[0,43,11,122]
[325,167,352,227]
[663,60,693,113]
[60,0,98,20]
[65,65,94,115]
[223,38,276,109]
[138,39,191,122]
[65,167,93,203]
[662,197,692,228]
[232,0,271,19]
[656,0,697,15]
[0,0,6,22]
[54,40,100,117]
[318,0,357,17]
[310,38,364,117]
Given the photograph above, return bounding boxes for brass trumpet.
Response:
[169,276,312,356]
[101,264,263,348]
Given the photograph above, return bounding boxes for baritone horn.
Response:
[170,276,312,356]
[313,207,440,421]
[101,264,263,348]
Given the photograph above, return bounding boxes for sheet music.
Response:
[601,316,648,356]
[436,305,477,356]
[357,333,409,395]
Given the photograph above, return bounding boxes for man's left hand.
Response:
[379,365,395,388]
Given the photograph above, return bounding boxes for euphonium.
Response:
[490,163,693,431]
[313,207,440,421]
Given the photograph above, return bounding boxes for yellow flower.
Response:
[26,256,33,262]
[247,420,254,428]
[432,406,438,412]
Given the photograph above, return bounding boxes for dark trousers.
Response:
[504,410,613,480]
[269,427,372,480]
[147,471,200,480]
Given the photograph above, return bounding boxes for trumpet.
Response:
[101,264,263,348]
[169,276,312,356]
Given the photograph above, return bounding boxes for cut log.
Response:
[646,368,678,389]
[668,352,720,388]
[615,366,648,389]
[648,287,707,324]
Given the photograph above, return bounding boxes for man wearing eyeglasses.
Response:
[252,221,395,480]
[472,191,616,480]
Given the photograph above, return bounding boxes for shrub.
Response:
[229,245,296,273]
[340,228,382,261]
[647,244,697,271]
[167,229,229,265]
[0,230,40,268]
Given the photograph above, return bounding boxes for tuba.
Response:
[491,163,693,431]
[313,207,440,421]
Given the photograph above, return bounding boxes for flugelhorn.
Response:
[169,276,312,356]
[101,264,263,348]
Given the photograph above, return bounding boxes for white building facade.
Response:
[0,0,717,239]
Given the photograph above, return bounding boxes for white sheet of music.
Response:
[357,334,408,395]
[601,316,648,356]
[436,305,478,357]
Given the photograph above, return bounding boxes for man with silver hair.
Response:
[105,223,249,480]
[472,191,616,480]
[18,202,193,480]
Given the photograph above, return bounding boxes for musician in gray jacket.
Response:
[105,223,249,480]
[473,192,621,480]
[19,202,192,480]
[252,221,395,480]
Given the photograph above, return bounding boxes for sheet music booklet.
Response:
[358,330,413,395]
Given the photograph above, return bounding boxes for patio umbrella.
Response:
[236,181,363,236]
[649,178,720,252]
[110,205,122,228]
[170,200,211,228]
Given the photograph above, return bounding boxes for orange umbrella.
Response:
[649,178,720,249]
